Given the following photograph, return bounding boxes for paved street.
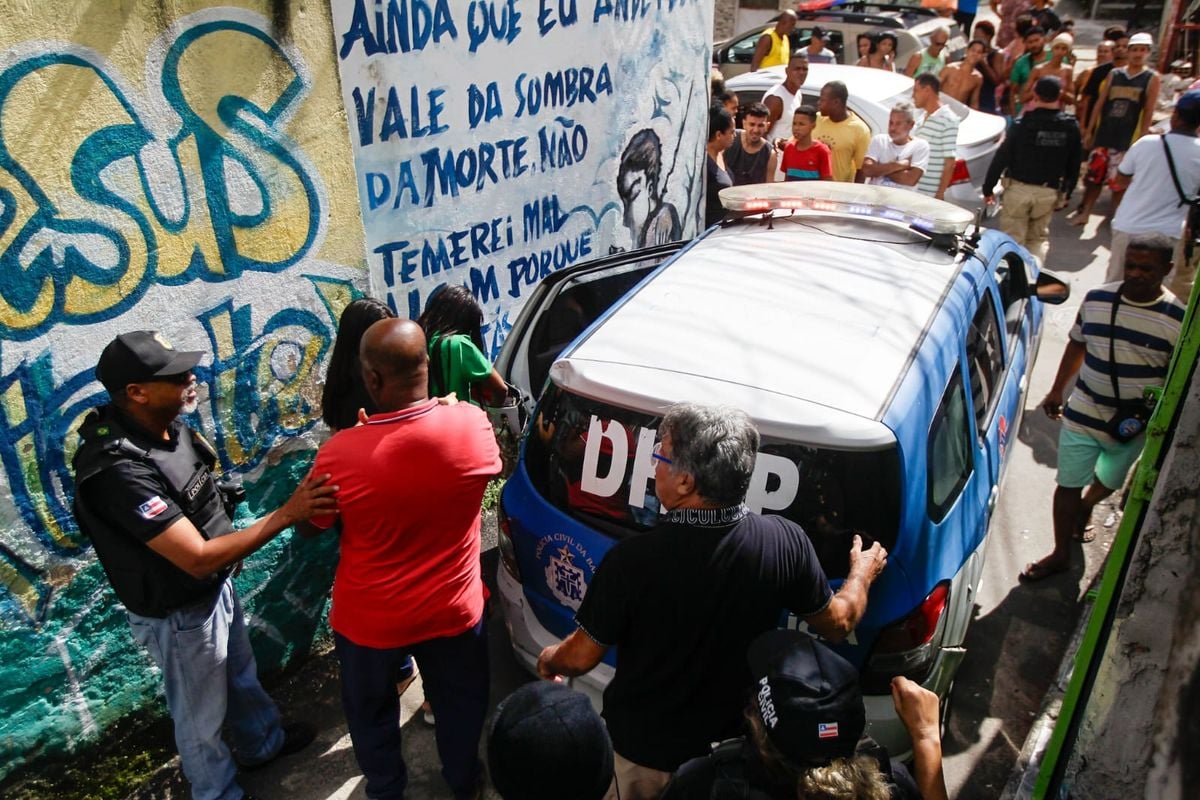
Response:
[940,209,1122,799]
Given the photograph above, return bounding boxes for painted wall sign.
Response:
[330,0,712,356]
[0,2,366,777]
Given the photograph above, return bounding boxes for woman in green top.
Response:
[417,286,509,406]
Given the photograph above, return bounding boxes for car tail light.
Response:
[861,582,950,693]
[497,503,522,582]
[949,159,971,186]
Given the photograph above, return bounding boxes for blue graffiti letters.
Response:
[0,18,323,340]
[513,63,613,119]
[363,136,531,211]
[374,215,516,288]
[0,276,356,625]
[505,229,593,298]
[523,194,570,242]
[339,0,458,59]
[538,0,581,35]
[467,0,523,53]
[197,296,332,473]
[352,84,448,147]
[468,82,505,129]
[538,117,589,171]
[592,0,696,24]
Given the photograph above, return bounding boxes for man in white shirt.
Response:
[762,54,809,148]
[862,102,930,190]
[1108,90,1200,298]
[913,73,961,199]
[804,27,837,64]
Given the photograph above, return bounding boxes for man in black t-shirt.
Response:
[536,403,888,800]
[72,331,336,800]
[1076,29,1128,135]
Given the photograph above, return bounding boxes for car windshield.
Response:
[881,88,970,120]
[524,386,902,579]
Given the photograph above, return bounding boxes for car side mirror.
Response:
[1032,270,1070,304]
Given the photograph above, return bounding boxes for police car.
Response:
[491,183,1068,754]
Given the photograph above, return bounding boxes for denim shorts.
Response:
[1057,425,1143,490]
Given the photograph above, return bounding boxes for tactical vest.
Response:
[72,406,233,617]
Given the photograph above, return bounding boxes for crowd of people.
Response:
[72,300,954,800]
[717,10,1197,594]
[707,53,966,226]
[712,11,1200,302]
[71,285,520,800]
[64,7,1200,800]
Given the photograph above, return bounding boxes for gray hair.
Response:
[1126,233,1176,263]
[890,101,917,123]
[659,403,760,506]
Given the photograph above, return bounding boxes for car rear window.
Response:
[524,386,902,579]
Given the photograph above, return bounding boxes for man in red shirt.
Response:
[304,318,500,800]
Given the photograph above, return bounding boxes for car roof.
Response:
[551,213,964,450]
[728,62,915,103]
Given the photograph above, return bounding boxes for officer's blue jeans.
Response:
[128,579,283,800]
[334,618,489,800]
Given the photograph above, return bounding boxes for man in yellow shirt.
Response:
[751,10,798,72]
[814,81,871,182]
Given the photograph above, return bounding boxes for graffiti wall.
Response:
[331,0,712,356]
[0,1,366,777]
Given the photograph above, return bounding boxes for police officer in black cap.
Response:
[662,630,947,800]
[983,76,1082,263]
[72,331,337,800]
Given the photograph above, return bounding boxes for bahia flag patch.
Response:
[138,496,169,520]
[818,722,839,739]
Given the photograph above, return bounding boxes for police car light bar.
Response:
[719,182,974,236]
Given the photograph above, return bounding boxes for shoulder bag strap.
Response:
[1161,135,1192,208]
[428,334,446,397]
[1109,291,1123,402]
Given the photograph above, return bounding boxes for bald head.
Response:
[360,319,429,409]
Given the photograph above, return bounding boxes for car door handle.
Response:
[987,485,999,512]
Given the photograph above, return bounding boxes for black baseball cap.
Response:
[95,331,203,395]
[747,629,866,765]
[488,682,614,800]
[1033,75,1063,103]
[810,26,827,39]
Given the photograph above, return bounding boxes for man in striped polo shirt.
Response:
[1022,235,1186,581]
[913,73,961,200]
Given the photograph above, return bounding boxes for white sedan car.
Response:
[727,63,1006,209]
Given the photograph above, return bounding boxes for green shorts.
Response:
[1056,426,1143,490]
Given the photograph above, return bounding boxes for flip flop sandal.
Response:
[1019,560,1069,582]
[1074,526,1096,543]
